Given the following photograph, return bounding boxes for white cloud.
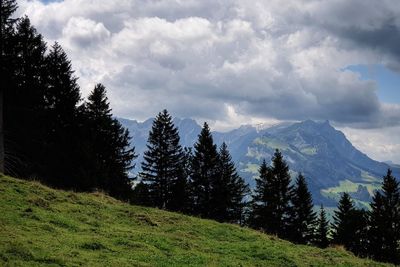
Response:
[15,0,400,162]
[62,17,110,49]
[341,126,400,164]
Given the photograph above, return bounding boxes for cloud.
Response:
[62,17,110,48]
[340,125,400,163]
[15,0,400,131]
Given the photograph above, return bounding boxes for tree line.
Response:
[1,1,399,264]
[1,0,135,199]
[127,111,400,264]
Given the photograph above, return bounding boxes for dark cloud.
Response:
[17,0,400,130]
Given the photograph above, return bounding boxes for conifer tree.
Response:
[289,173,316,244]
[368,169,400,264]
[189,122,219,218]
[330,193,369,256]
[315,205,330,248]
[140,110,185,210]
[250,159,273,230]
[270,149,293,237]
[211,142,249,222]
[4,16,47,177]
[0,0,18,173]
[331,193,364,250]
[331,192,354,244]
[250,150,293,237]
[84,84,136,199]
[43,42,81,187]
[347,208,369,257]
[168,146,192,212]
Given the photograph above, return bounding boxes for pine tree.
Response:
[250,159,273,230]
[189,122,219,218]
[168,146,192,212]
[42,42,81,188]
[140,110,185,210]
[368,169,400,264]
[289,173,316,244]
[330,192,369,256]
[347,208,369,257]
[331,192,354,245]
[0,0,18,173]
[225,146,249,224]
[84,84,136,199]
[270,149,293,237]
[4,16,47,178]
[211,142,249,223]
[315,205,329,248]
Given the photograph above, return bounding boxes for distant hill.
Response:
[0,175,390,266]
[119,118,400,207]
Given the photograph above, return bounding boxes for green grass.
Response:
[242,163,260,175]
[321,179,381,198]
[253,137,290,151]
[361,171,381,183]
[0,175,391,267]
[300,147,317,156]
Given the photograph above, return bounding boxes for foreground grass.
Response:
[0,175,391,266]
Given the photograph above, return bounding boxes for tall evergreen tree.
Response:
[330,193,369,256]
[168,146,192,212]
[4,16,47,178]
[140,110,185,210]
[250,160,271,229]
[315,205,330,248]
[189,122,219,218]
[211,142,249,223]
[331,192,354,245]
[42,42,81,188]
[289,173,316,244]
[270,149,293,237]
[332,192,355,246]
[0,0,18,174]
[84,84,136,199]
[368,169,400,264]
[347,208,369,257]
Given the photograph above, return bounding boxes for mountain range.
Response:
[119,118,400,207]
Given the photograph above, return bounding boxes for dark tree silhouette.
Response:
[368,169,400,264]
[331,192,369,256]
[211,142,249,223]
[168,146,192,212]
[250,159,272,230]
[0,0,18,174]
[42,42,81,188]
[270,149,293,237]
[140,109,186,210]
[315,205,330,248]
[289,173,316,244]
[189,122,220,218]
[84,84,136,199]
[332,192,354,245]
[4,16,47,178]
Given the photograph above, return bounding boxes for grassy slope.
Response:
[0,175,391,267]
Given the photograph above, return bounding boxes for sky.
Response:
[16,0,400,163]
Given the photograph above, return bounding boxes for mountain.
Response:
[0,175,389,266]
[119,118,400,207]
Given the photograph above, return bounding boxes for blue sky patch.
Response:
[346,64,400,104]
